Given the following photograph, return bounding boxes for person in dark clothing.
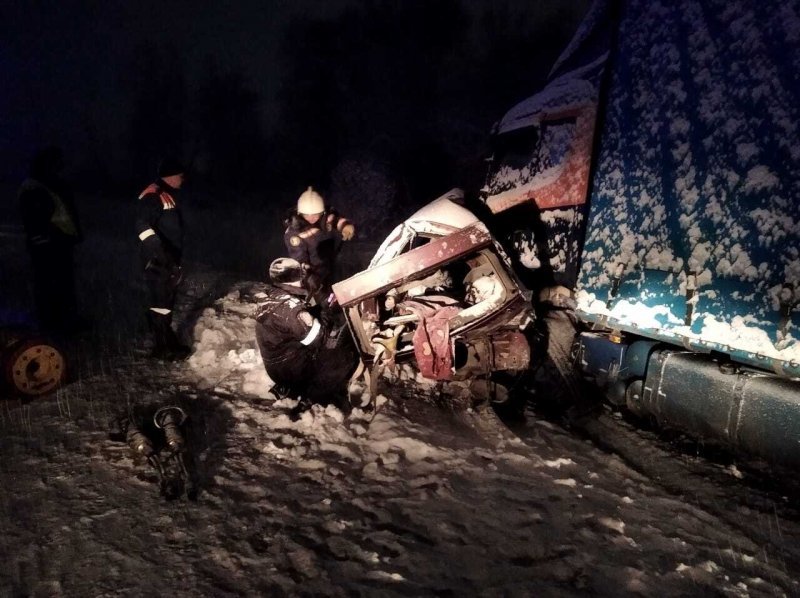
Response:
[135,158,190,360]
[283,186,355,294]
[18,146,83,333]
[255,257,359,421]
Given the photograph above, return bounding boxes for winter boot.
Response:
[289,397,313,422]
[147,311,183,360]
[270,382,298,401]
[166,330,192,361]
[333,393,353,417]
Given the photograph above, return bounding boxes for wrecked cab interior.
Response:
[333,193,533,398]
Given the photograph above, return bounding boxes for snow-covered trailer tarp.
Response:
[578,0,800,376]
[578,0,800,378]
[487,0,800,379]
[480,0,800,466]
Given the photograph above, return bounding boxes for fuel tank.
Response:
[630,350,800,468]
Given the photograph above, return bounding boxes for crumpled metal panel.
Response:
[369,190,477,268]
[332,223,493,308]
[489,331,531,372]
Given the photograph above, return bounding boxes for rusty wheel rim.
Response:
[8,342,66,396]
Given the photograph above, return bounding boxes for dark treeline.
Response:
[60,1,587,232]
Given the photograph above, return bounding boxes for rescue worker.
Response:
[18,146,83,333]
[255,258,359,421]
[283,186,355,295]
[135,158,190,360]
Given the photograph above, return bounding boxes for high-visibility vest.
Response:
[18,178,79,237]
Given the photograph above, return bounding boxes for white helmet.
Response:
[269,257,304,288]
[297,186,324,215]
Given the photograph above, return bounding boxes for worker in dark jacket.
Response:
[135,158,190,360]
[255,257,359,421]
[283,186,355,292]
[18,146,83,333]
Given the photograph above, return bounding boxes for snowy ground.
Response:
[2,189,800,597]
[3,264,800,597]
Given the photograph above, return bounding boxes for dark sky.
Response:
[1,1,589,185]
[2,1,340,180]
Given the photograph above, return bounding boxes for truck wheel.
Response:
[3,338,67,397]
[533,309,584,407]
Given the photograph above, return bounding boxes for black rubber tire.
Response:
[533,309,584,407]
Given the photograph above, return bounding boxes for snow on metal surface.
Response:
[483,10,609,216]
[369,189,479,268]
[494,77,597,136]
[485,97,600,213]
[548,0,612,82]
[403,189,477,232]
[578,0,800,376]
[334,223,492,307]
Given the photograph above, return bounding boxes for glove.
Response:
[341,224,355,241]
[324,322,348,349]
[305,272,323,299]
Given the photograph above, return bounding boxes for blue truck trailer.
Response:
[481,0,800,466]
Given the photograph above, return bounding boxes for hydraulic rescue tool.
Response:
[114,405,196,500]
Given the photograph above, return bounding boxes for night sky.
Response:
[3,1,336,180]
[2,1,589,201]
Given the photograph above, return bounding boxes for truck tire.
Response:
[533,308,584,407]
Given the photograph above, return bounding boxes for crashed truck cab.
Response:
[332,190,533,398]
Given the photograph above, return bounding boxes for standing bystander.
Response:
[18,146,83,334]
[135,158,190,360]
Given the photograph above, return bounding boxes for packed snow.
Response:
[3,266,800,596]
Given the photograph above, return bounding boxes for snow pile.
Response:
[186,283,271,397]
